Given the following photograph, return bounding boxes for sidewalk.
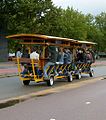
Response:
[0,62,18,78]
[92,59,106,66]
[0,60,106,78]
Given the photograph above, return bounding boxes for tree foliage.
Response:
[0,0,106,52]
[57,7,88,40]
[95,12,106,51]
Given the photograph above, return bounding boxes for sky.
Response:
[52,0,106,15]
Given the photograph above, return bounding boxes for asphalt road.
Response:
[0,66,106,100]
[0,75,106,119]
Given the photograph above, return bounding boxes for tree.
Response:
[7,0,57,34]
[0,0,59,51]
[0,1,106,52]
[95,12,106,51]
[57,7,88,40]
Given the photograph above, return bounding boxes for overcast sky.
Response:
[52,0,106,15]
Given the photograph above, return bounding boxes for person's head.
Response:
[86,50,90,54]
[59,47,63,52]
[25,49,29,53]
[66,49,70,53]
[78,50,83,53]
[31,47,37,52]
[24,64,28,69]
[64,48,67,53]
[17,48,21,51]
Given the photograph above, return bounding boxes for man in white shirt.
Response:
[29,48,40,77]
[30,48,39,60]
[16,48,22,58]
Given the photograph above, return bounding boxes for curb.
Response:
[0,76,105,109]
[0,73,18,78]
[92,63,106,67]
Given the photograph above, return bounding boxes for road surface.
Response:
[0,76,106,119]
[0,66,106,100]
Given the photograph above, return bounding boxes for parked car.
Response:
[8,53,15,61]
[98,52,106,58]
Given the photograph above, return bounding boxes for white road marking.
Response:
[86,101,91,105]
[50,119,56,120]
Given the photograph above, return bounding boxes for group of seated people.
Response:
[16,46,73,78]
[75,48,95,63]
[56,48,72,64]
[43,47,73,78]
[16,47,40,77]
[16,46,95,78]
[16,48,39,60]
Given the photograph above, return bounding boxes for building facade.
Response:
[0,33,8,62]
